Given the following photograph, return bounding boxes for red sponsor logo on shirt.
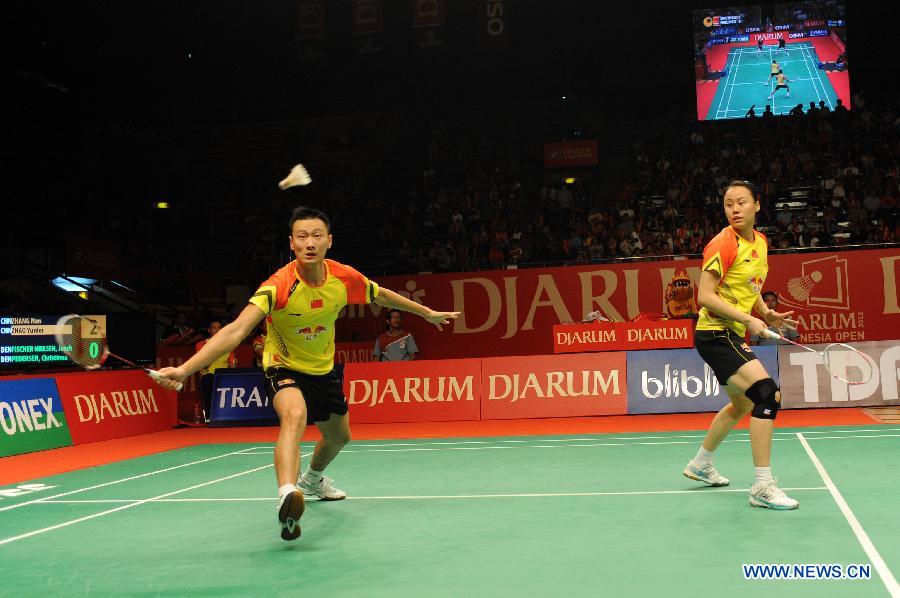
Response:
[311,299,324,309]
[751,250,760,259]
[748,275,764,294]
[298,325,328,341]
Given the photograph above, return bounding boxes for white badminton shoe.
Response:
[299,475,347,500]
[749,479,799,510]
[277,489,306,541]
[683,460,730,486]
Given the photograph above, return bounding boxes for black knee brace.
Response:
[746,378,780,420]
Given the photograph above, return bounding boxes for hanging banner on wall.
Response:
[339,249,900,361]
[778,340,900,408]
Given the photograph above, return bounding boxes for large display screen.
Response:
[0,313,156,371]
[693,1,848,120]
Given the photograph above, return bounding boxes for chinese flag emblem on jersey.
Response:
[311,299,324,309]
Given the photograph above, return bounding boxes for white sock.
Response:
[754,467,774,484]
[303,467,324,483]
[278,483,297,500]
[694,447,714,466]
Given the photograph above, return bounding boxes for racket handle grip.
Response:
[762,329,782,340]
[147,369,184,391]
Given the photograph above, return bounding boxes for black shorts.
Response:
[774,84,788,90]
[694,329,758,385]
[265,367,348,424]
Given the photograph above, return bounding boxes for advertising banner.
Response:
[778,340,900,409]
[554,320,693,353]
[55,371,177,444]
[63,235,122,280]
[297,0,327,60]
[352,0,383,56]
[413,0,445,51]
[157,344,202,422]
[481,353,627,419]
[344,359,481,423]
[627,346,778,414]
[209,369,276,425]
[338,249,900,360]
[0,378,73,457]
[543,140,599,167]
[335,342,376,364]
[479,0,508,51]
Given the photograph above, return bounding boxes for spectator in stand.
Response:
[161,312,203,346]
[374,309,419,362]
[251,321,267,369]
[750,292,800,345]
[195,320,237,422]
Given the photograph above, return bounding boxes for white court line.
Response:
[0,448,250,513]
[800,46,823,105]
[797,433,899,597]
[805,45,834,109]
[35,487,829,503]
[714,49,737,119]
[737,44,812,54]
[239,428,900,450]
[0,463,274,546]
[731,77,816,86]
[724,47,743,118]
[802,433,900,441]
[235,432,900,455]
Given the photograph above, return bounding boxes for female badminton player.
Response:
[683,181,800,510]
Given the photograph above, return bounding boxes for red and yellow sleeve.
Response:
[249,263,295,314]
[329,260,380,305]
[701,230,737,279]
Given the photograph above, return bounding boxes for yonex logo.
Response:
[285,518,297,534]
[277,379,295,387]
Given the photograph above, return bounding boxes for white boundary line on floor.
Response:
[34,487,829,503]
[797,432,899,597]
[0,448,253,513]
[0,463,273,546]
[233,432,900,455]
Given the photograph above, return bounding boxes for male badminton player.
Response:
[154,206,460,539]
[683,181,800,510]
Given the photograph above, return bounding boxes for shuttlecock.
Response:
[787,270,823,301]
[278,163,312,190]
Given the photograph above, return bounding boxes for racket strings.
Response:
[59,316,107,369]
[823,344,872,385]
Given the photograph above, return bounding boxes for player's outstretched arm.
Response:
[154,304,266,389]
[374,287,461,331]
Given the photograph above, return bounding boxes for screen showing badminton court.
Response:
[693,1,849,120]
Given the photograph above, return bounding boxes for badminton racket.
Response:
[762,329,873,385]
[55,314,183,390]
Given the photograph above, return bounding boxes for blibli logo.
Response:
[641,364,721,399]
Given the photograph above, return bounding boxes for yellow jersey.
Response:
[771,63,779,74]
[248,259,379,375]
[695,226,768,336]
[196,339,236,376]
